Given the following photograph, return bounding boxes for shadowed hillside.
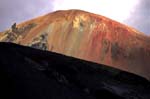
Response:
[0,42,150,99]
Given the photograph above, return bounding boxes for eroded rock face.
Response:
[28,33,48,50]
[0,10,150,80]
[0,23,36,43]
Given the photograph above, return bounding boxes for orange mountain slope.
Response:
[0,10,150,80]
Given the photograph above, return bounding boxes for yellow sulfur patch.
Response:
[73,15,87,28]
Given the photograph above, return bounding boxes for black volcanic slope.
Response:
[0,43,150,99]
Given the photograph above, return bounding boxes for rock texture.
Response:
[0,10,150,80]
[0,42,150,99]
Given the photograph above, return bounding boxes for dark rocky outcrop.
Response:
[0,42,150,99]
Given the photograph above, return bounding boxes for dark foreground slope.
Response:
[0,43,150,99]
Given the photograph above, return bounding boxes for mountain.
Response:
[0,42,150,99]
[0,10,150,80]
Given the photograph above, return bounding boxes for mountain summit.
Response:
[0,10,150,80]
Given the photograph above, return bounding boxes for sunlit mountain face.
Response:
[0,10,150,80]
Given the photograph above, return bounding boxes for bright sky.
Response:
[53,0,140,23]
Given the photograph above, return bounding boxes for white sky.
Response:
[53,0,140,23]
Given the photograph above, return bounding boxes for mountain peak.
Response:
[0,10,150,80]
